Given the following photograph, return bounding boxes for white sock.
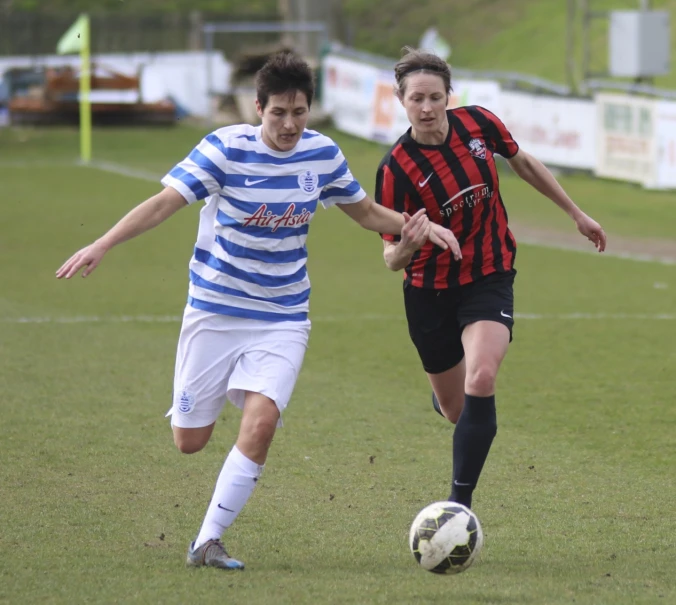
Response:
[194,445,263,548]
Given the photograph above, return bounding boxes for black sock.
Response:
[449,394,497,509]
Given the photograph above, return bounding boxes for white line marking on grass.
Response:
[3,313,676,325]
[0,159,161,183]
[85,160,161,183]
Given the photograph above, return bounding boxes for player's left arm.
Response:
[338,196,460,256]
[475,105,607,253]
[506,149,607,252]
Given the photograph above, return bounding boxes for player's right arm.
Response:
[56,186,187,279]
[375,160,459,271]
[57,130,229,279]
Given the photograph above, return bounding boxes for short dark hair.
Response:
[255,51,315,110]
[394,46,452,97]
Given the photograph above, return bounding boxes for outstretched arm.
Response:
[56,186,187,279]
[506,149,607,252]
[338,195,461,257]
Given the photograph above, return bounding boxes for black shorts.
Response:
[403,270,516,374]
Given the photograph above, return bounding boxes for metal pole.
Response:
[582,0,590,85]
[205,28,213,127]
[299,0,309,57]
[278,0,294,48]
[566,0,577,93]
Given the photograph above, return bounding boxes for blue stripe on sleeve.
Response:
[168,166,210,200]
[204,133,230,158]
[319,180,363,200]
[331,160,349,180]
[188,148,227,188]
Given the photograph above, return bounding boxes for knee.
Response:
[242,414,277,447]
[174,433,208,455]
[465,365,498,397]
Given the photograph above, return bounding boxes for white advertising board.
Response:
[595,93,657,186]
[322,54,379,139]
[501,91,596,170]
[0,51,232,117]
[322,53,501,146]
[654,100,676,189]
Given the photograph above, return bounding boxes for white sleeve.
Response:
[319,148,366,209]
[160,133,228,204]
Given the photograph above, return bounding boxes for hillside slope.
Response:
[343,0,676,88]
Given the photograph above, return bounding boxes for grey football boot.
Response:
[186,539,245,570]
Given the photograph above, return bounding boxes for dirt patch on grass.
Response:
[510,220,676,264]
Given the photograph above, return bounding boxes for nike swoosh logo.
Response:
[500,310,512,319]
[245,178,268,186]
[453,480,472,487]
[217,503,235,512]
[442,184,487,206]
[418,174,432,187]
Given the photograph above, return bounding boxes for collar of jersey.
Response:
[255,125,303,158]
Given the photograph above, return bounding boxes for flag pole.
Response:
[79,15,92,164]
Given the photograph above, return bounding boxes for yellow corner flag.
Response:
[56,14,92,164]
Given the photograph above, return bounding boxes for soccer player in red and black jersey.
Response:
[375,48,607,511]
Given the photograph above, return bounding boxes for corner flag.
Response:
[56,14,92,164]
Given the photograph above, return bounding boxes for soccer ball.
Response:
[409,501,484,574]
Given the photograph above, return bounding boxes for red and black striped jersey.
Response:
[375,106,519,289]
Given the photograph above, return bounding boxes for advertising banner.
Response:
[595,93,657,187]
[501,91,596,170]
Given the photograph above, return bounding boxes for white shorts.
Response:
[167,305,310,429]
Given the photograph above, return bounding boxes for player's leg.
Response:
[167,308,254,569]
[449,271,515,509]
[168,308,236,454]
[428,359,465,423]
[404,283,464,421]
[173,424,216,454]
[449,320,509,508]
[188,391,277,570]
[189,329,308,569]
[236,391,281,464]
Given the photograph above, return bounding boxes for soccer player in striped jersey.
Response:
[375,47,607,511]
[56,51,458,570]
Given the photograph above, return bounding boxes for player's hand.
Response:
[400,208,431,253]
[56,241,108,279]
[428,223,462,261]
[574,212,607,252]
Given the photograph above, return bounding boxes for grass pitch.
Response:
[1,125,675,604]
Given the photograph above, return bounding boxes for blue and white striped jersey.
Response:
[161,123,366,322]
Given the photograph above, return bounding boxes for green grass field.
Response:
[346,0,676,90]
[1,125,675,605]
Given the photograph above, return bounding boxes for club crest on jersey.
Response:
[177,389,195,414]
[468,138,487,160]
[298,169,319,194]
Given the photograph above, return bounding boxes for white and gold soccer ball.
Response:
[409,501,484,574]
